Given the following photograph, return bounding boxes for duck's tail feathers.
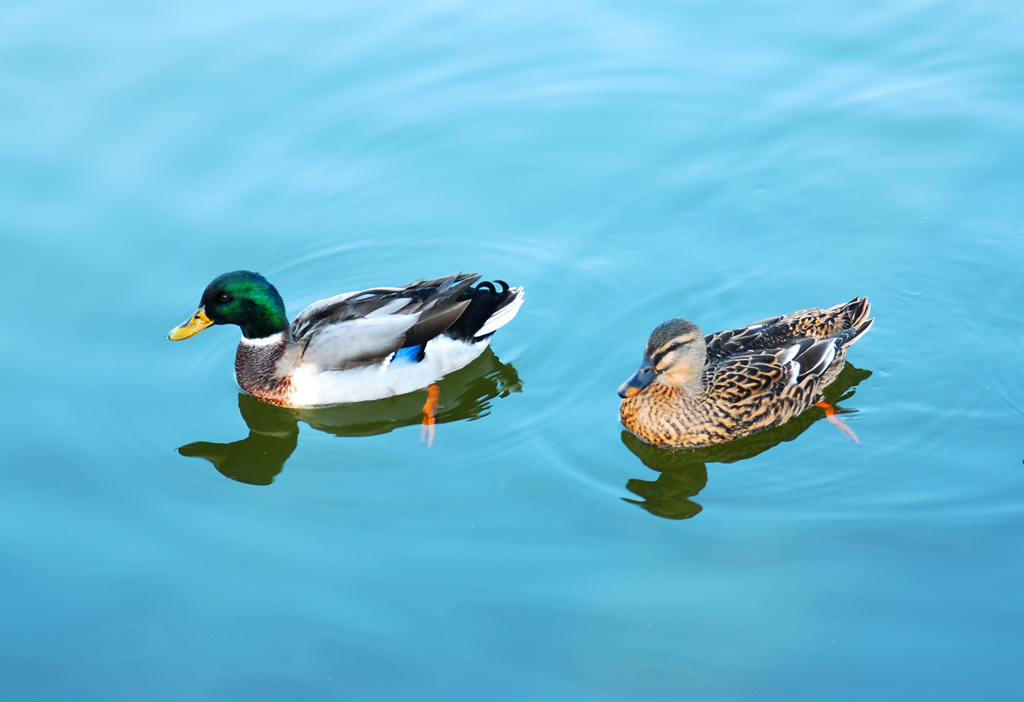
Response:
[829,297,873,348]
[446,281,525,342]
[474,285,525,339]
[842,315,874,347]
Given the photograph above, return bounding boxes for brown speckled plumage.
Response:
[620,298,873,448]
[235,338,294,406]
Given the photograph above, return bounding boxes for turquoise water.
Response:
[3,0,1023,698]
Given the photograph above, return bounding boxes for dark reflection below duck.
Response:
[621,364,872,520]
[178,349,521,485]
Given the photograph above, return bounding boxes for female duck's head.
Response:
[168,270,288,341]
[618,318,707,398]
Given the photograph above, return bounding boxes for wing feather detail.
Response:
[288,274,480,370]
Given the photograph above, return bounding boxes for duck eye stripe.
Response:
[650,344,677,366]
[650,334,699,365]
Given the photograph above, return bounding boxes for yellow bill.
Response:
[168,307,214,340]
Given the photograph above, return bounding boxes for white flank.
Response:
[286,335,490,407]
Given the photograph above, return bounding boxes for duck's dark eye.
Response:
[650,340,687,368]
[660,341,683,358]
[216,292,233,304]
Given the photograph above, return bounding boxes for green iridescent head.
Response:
[168,270,288,341]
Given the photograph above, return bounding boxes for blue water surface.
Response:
[2,0,1023,699]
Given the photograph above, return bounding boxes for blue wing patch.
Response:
[393,344,426,363]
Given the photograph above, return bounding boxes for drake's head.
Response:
[168,271,288,341]
[618,318,707,399]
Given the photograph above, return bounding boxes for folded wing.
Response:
[289,274,478,370]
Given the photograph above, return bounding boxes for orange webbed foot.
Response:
[421,384,440,448]
[815,400,861,444]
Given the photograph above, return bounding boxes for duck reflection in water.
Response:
[178,349,521,485]
[621,364,872,520]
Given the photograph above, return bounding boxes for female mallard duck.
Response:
[619,298,873,448]
[169,270,524,408]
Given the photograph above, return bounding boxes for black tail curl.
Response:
[446,279,513,341]
[473,280,510,297]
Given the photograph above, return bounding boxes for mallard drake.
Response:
[618,297,873,448]
[169,271,524,408]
